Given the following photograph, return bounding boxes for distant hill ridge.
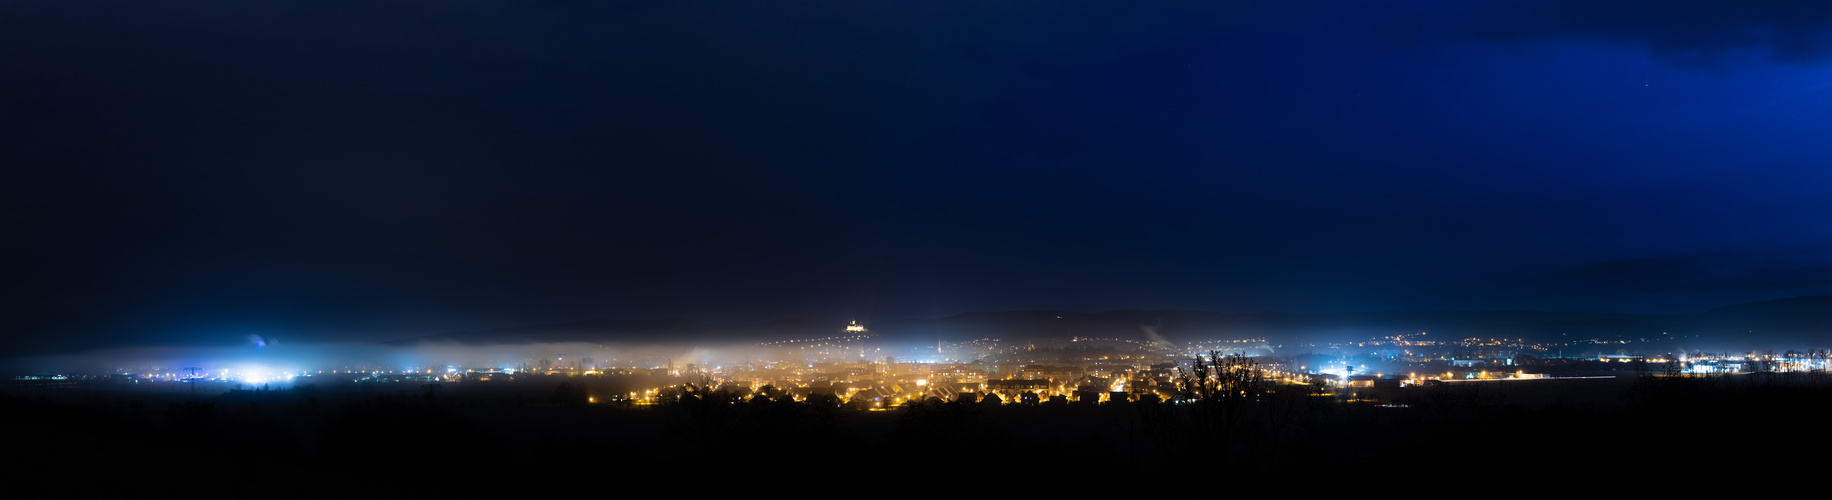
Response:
[384,295,1832,349]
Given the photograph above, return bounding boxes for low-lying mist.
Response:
[1,340,780,377]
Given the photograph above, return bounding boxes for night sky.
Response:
[9,1,1832,355]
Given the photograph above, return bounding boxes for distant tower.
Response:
[846,320,866,333]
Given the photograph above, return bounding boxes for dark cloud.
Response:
[1470,1,1832,65]
[1538,254,1725,294]
[1535,252,1832,298]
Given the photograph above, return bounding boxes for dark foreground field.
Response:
[8,372,1830,492]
